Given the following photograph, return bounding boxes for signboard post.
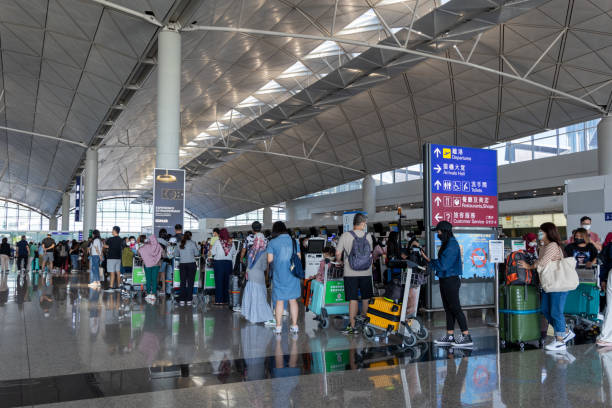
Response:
[75,176,81,222]
[153,169,185,237]
[424,144,499,310]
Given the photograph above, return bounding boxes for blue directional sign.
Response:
[430,144,497,197]
[429,144,498,227]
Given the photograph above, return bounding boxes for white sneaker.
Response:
[562,329,575,344]
[544,340,567,352]
[180,301,186,306]
[274,326,282,334]
[290,325,299,334]
[186,301,192,306]
[233,306,241,312]
[264,320,276,327]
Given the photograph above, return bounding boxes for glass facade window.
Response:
[0,199,49,231]
[225,205,286,227]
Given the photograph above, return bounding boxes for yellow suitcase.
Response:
[366,297,402,331]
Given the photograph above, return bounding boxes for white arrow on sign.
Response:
[434,180,441,190]
[434,196,442,205]
[434,164,441,173]
[433,147,441,158]
[434,213,443,222]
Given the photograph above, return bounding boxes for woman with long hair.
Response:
[211,228,236,305]
[421,221,472,347]
[267,221,301,335]
[138,234,162,303]
[597,233,612,347]
[88,230,103,288]
[177,231,200,306]
[519,222,574,351]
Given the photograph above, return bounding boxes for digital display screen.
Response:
[434,231,496,280]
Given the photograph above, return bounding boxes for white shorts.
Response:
[107,259,121,273]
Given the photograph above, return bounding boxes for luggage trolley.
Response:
[565,265,601,333]
[360,265,429,347]
[121,256,146,299]
[310,262,349,329]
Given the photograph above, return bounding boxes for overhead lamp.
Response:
[156,170,176,183]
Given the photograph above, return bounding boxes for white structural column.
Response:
[49,215,58,231]
[285,200,296,223]
[61,193,70,231]
[263,207,273,228]
[83,148,98,236]
[156,27,181,170]
[598,116,612,175]
[362,175,376,217]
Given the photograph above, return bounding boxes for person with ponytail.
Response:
[176,231,200,306]
[421,221,472,347]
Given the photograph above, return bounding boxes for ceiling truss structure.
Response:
[1,0,611,220]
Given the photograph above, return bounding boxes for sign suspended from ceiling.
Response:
[427,144,498,227]
[153,168,185,236]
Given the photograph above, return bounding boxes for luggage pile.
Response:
[500,250,542,349]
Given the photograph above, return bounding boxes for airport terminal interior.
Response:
[2,0,612,406]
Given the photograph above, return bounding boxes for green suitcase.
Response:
[499,285,541,348]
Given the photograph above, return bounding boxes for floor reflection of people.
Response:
[441,349,469,407]
[103,292,120,355]
[269,334,300,408]
[88,287,100,342]
[16,271,28,305]
[0,272,9,305]
[138,303,162,366]
[542,351,574,408]
[600,348,612,403]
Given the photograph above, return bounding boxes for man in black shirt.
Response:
[104,226,123,291]
[565,228,598,268]
[15,236,29,272]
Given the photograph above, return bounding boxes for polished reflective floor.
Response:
[0,268,610,407]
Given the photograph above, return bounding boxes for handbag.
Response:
[537,256,579,292]
[290,238,305,279]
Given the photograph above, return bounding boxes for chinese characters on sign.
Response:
[429,144,498,227]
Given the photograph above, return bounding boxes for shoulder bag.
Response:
[537,250,579,292]
[290,238,305,279]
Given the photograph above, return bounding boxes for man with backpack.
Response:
[336,213,374,335]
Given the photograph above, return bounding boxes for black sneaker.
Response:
[434,334,455,345]
[341,326,358,335]
[453,334,474,347]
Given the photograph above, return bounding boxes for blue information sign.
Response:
[429,144,498,227]
[430,144,497,197]
[606,212,612,222]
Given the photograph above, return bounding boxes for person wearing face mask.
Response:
[565,228,598,268]
[519,222,575,352]
[568,216,602,251]
[523,232,539,258]
[420,221,472,347]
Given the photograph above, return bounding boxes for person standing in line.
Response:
[15,236,29,272]
[121,237,134,276]
[597,233,612,347]
[421,221,473,347]
[267,221,301,335]
[211,228,236,305]
[0,238,11,273]
[568,216,602,250]
[210,228,220,252]
[104,226,123,292]
[177,231,200,306]
[335,213,374,335]
[240,223,274,325]
[138,234,162,304]
[69,240,79,272]
[41,233,56,273]
[565,228,598,268]
[29,242,37,272]
[88,230,104,288]
[519,222,574,352]
[174,224,184,243]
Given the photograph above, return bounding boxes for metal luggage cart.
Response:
[310,262,350,329]
[121,256,146,299]
[360,266,429,347]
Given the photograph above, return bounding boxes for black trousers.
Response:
[17,255,28,270]
[439,276,468,332]
[179,262,197,302]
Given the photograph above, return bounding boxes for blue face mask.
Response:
[538,231,545,241]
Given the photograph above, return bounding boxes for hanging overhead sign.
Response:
[428,144,498,228]
[153,169,185,237]
[74,176,81,222]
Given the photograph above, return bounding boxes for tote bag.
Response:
[537,256,579,293]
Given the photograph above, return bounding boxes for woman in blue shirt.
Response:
[267,221,301,335]
[421,221,472,347]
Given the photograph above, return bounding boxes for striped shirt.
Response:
[535,242,564,269]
